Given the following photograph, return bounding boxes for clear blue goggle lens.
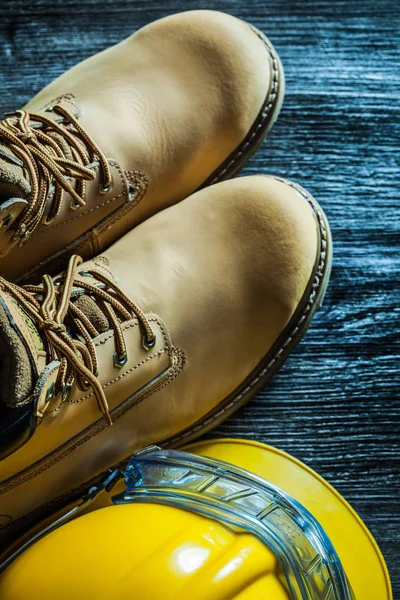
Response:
[0,445,355,600]
[113,446,355,600]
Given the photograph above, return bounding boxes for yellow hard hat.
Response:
[0,439,391,600]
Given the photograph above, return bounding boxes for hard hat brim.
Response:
[183,438,392,600]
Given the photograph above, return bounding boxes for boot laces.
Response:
[0,105,112,246]
[0,255,156,425]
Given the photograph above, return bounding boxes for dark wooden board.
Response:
[1,0,399,593]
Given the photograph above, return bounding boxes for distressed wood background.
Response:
[1,0,399,593]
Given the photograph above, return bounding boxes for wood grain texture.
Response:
[0,0,399,593]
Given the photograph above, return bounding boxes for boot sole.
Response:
[165,178,333,448]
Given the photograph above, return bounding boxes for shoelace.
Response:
[0,255,156,425]
[0,105,112,245]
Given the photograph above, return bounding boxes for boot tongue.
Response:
[73,295,111,334]
[0,290,45,408]
[72,260,118,334]
[0,264,114,407]
[0,146,31,255]
[0,144,31,202]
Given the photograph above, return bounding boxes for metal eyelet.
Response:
[85,161,99,170]
[45,106,54,113]
[17,223,27,236]
[99,177,113,195]
[46,382,55,401]
[114,352,128,368]
[61,383,72,403]
[42,215,54,226]
[142,333,156,351]
[35,382,55,420]
[79,270,94,278]
[17,225,30,247]
[128,184,136,201]
[70,199,82,211]
[0,213,13,230]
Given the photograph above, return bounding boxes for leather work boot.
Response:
[0,175,331,556]
[0,10,284,283]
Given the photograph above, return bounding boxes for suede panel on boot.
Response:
[0,302,33,408]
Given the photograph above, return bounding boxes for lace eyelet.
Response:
[99,177,113,195]
[0,213,14,230]
[42,215,54,226]
[17,225,30,247]
[46,382,55,401]
[14,223,27,238]
[128,184,136,201]
[79,270,94,278]
[61,383,72,403]
[70,200,82,211]
[113,352,128,368]
[85,161,99,170]
[142,333,156,351]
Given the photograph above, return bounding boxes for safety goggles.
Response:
[0,444,355,600]
[113,445,355,600]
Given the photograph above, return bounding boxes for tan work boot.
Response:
[0,10,284,283]
[0,175,331,553]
